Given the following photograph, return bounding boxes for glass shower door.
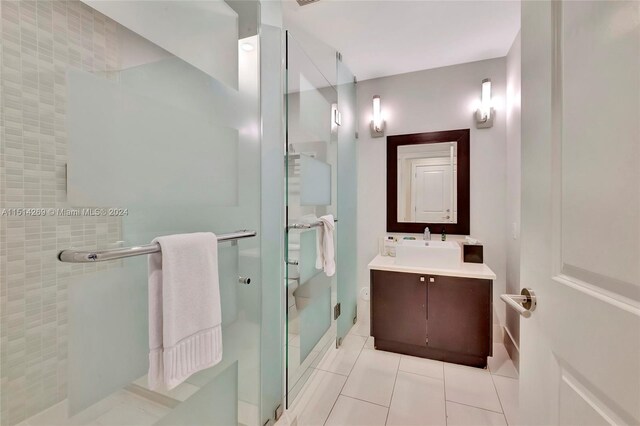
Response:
[0,1,267,425]
[336,58,358,343]
[285,32,338,406]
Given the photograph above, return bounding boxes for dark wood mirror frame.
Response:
[387,129,470,235]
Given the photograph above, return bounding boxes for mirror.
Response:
[387,129,470,235]
[397,142,457,223]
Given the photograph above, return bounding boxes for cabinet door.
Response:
[371,270,427,347]
[427,276,491,356]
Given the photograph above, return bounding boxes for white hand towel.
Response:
[315,214,336,277]
[315,219,324,271]
[148,232,223,391]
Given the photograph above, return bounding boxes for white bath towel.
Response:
[315,214,336,276]
[147,232,223,391]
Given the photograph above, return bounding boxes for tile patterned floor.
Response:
[278,319,520,426]
[15,389,171,426]
[17,382,259,426]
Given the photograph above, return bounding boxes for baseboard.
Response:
[275,411,298,426]
[357,300,370,322]
[502,326,520,372]
[492,324,504,343]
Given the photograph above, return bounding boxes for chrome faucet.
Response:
[423,227,431,240]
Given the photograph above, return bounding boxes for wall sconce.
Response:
[370,95,385,137]
[475,78,494,129]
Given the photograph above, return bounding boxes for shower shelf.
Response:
[57,230,257,263]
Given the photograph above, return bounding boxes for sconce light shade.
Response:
[371,95,385,137]
[475,78,494,129]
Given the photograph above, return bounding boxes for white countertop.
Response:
[368,254,497,280]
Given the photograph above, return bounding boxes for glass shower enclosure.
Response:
[284,32,357,407]
[0,1,282,425]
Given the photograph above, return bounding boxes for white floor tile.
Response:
[325,396,388,426]
[446,402,507,426]
[93,403,160,426]
[286,301,520,426]
[316,334,366,376]
[289,343,322,390]
[349,320,370,337]
[488,344,519,379]
[132,375,199,402]
[26,401,70,426]
[238,400,260,426]
[274,410,298,426]
[289,335,338,403]
[25,395,122,426]
[387,372,446,426]
[288,333,301,347]
[115,390,172,418]
[363,336,375,351]
[399,355,444,380]
[444,363,502,413]
[492,375,521,425]
[289,365,316,404]
[341,349,400,407]
[91,391,170,426]
[290,369,347,426]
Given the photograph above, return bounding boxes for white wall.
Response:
[505,32,522,354]
[282,19,337,87]
[356,58,508,332]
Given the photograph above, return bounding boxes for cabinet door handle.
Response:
[420,276,425,282]
[429,277,435,283]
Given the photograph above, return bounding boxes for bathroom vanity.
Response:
[368,248,496,368]
[376,129,495,368]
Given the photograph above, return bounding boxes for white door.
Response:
[520,1,640,425]
[411,164,452,222]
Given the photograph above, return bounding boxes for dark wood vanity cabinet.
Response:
[370,270,492,368]
[371,271,428,347]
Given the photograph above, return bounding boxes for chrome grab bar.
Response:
[58,230,257,263]
[288,218,337,230]
[501,288,536,318]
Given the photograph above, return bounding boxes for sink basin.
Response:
[395,239,461,269]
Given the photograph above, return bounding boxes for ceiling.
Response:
[282,0,521,81]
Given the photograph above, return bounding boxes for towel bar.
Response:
[58,230,257,263]
[288,218,338,230]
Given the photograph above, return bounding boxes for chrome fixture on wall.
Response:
[287,218,338,230]
[475,78,494,129]
[57,230,257,263]
[332,102,342,131]
[370,95,385,137]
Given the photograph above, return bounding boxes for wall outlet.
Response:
[360,287,370,301]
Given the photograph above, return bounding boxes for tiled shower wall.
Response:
[1,1,123,424]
